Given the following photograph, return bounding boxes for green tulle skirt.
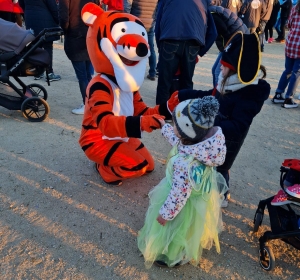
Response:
[137,166,227,269]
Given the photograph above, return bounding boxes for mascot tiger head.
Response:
[81,3,150,92]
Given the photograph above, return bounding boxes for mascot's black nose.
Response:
[136,43,148,57]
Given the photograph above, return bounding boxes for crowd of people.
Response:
[0,0,299,271]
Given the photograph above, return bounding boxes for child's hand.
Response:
[159,118,165,127]
[157,215,167,226]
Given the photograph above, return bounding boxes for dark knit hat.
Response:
[220,31,261,84]
[173,96,219,142]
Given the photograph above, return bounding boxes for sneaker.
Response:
[275,38,285,43]
[72,103,85,115]
[221,198,228,208]
[34,73,44,80]
[271,189,290,206]
[272,92,285,104]
[282,98,298,109]
[286,184,300,198]
[146,74,155,81]
[47,72,61,82]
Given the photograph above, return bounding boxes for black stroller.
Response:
[0,19,63,122]
[253,159,300,271]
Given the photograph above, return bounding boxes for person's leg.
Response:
[71,60,90,104]
[156,40,181,105]
[85,60,94,82]
[147,26,157,80]
[264,25,269,41]
[212,52,222,87]
[284,58,300,98]
[276,55,294,95]
[178,40,200,90]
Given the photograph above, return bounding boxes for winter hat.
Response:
[173,96,219,142]
[220,31,261,84]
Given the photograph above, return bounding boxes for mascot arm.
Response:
[133,91,172,118]
[87,81,141,138]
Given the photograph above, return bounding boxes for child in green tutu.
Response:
[137,96,228,268]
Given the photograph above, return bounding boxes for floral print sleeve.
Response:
[161,123,180,147]
[159,156,192,220]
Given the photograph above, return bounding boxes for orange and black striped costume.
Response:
[79,4,174,184]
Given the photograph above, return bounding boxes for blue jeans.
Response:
[276,56,300,98]
[71,60,94,104]
[156,39,200,105]
[212,52,222,87]
[275,17,288,39]
[147,26,157,78]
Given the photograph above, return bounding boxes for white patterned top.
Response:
[159,124,226,220]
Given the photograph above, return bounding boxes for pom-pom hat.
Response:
[173,96,219,142]
[221,31,261,84]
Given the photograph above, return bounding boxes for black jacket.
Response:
[59,0,95,61]
[178,79,270,170]
[19,0,59,36]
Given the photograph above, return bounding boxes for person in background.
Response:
[221,0,242,14]
[155,0,210,105]
[258,0,274,52]
[275,0,292,42]
[59,0,96,115]
[124,0,158,81]
[238,0,266,34]
[264,0,280,43]
[272,0,300,108]
[19,0,61,82]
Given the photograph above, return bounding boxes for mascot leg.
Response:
[84,138,154,184]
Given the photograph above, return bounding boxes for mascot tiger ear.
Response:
[81,3,104,26]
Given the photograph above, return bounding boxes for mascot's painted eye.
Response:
[142,32,145,36]
[121,28,126,32]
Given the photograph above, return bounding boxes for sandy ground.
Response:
[0,38,300,280]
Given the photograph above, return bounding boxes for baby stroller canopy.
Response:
[0,18,35,54]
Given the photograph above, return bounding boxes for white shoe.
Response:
[72,103,85,115]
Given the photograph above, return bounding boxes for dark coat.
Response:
[209,5,249,51]
[19,0,59,36]
[177,79,270,170]
[155,0,209,48]
[58,0,94,61]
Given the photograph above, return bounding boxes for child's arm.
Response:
[158,157,192,222]
[161,123,180,147]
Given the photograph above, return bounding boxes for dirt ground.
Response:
[0,38,300,280]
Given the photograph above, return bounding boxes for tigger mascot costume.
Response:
[79,3,178,185]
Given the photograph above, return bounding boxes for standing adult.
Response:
[155,0,209,105]
[124,0,158,81]
[258,0,274,52]
[221,0,242,14]
[59,0,95,115]
[19,0,61,82]
[238,0,266,34]
[275,0,292,42]
[272,1,300,108]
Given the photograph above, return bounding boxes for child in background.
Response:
[137,96,228,268]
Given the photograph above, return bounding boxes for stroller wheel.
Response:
[26,83,48,100]
[253,211,263,232]
[21,97,50,122]
[259,245,275,271]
